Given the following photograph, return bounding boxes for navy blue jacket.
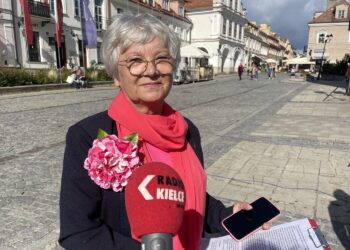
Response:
[59,111,232,249]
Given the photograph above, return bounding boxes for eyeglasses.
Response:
[118,56,174,76]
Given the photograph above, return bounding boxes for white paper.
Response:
[200,218,324,250]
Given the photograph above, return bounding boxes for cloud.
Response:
[243,0,326,50]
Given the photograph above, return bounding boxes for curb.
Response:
[0,81,114,95]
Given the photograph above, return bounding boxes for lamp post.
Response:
[317,33,333,80]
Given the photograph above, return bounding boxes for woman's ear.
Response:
[114,78,120,87]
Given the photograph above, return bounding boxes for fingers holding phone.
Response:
[233,202,252,214]
[232,201,272,230]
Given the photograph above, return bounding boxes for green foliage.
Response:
[97,69,112,81]
[0,68,32,87]
[322,59,348,75]
[31,69,56,85]
[0,67,112,87]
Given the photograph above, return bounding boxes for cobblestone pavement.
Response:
[0,74,349,249]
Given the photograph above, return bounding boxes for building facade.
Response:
[110,0,191,45]
[185,0,247,74]
[244,21,295,68]
[5,0,190,70]
[307,0,350,63]
[0,0,17,67]
[8,0,104,70]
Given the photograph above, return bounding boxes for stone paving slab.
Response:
[252,115,350,144]
[206,140,350,250]
[291,85,350,103]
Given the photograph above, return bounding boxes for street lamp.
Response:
[317,33,333,80]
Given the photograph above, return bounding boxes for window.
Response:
[229,0,233,8]
[97,42,102,63]
[162,0,169,10]
[338,10,345,19]
[229,22,232,36]
[74,0,80,17]
[233,23,237,38]
[182,29,187,40]
[148,0,153,6]
[117,8,123,13]
[222,18,226,35]
[50,0,55,14]
[317,32,326,43]
[234,0,238,11]
[29,32,40,62]
[179,6,184,16]
[238,25,242,40]
[95,0,102,30]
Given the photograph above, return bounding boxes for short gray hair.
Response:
[102,13,181,79]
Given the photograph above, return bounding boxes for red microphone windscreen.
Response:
[125,162,186,238]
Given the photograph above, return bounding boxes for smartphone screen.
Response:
[222,197,280,241]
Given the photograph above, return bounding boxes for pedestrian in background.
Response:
[238,63,244,80]
[267,65,272,79]
[250,63,255,80]
[254,64,259,80]
[72,66,87,89]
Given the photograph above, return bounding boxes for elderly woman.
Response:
[59,13,269,250]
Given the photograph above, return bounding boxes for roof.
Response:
[309,0,350,24]
[185,0,213,10]
[129,0,192,24]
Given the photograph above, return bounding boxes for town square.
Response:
[0,0,350,249]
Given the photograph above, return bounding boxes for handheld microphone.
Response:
[125,162,186,250]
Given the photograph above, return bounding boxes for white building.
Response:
[0,0,16,67]
[185,0,247,74]
[6,0,103,70]
[110,0,191,45]
[6,0,190,70]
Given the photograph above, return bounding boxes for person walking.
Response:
[254,64,259,80]
[238,63,244,80]
[267,65,272,79]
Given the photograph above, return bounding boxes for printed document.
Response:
[200,218,323,250]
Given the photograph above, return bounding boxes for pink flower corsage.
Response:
[84,129,140,192]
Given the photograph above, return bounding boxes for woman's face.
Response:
[114,37,173,114]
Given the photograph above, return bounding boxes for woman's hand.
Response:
[233,202,272,230]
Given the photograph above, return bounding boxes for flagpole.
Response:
[54,0,62,83]
[57,45,62,83]
[80,0,86,69]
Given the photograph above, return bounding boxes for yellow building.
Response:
[307,0,350,63]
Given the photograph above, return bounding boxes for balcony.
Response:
[28,0,50,19]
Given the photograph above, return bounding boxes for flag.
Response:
[20,0,33,45]
[81,0,97,47]
[55,0,63,48]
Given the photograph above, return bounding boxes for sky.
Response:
[243,0,327,51]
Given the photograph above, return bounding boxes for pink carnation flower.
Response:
[84,134,140,192]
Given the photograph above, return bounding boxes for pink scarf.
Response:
[108,91,207,250]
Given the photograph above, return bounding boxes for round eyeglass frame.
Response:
[117,58,174,76]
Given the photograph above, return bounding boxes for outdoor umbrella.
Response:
[180,44,209,58]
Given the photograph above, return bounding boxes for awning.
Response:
[283,57,315,65]
[252,55,266,61]
[180,44,209,58]
[266,58,277,64]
